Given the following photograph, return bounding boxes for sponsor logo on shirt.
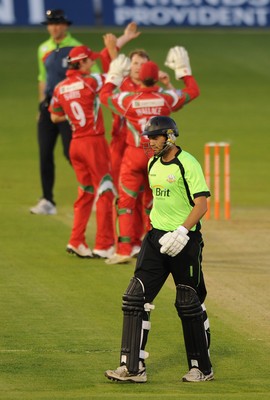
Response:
[132,99,164,108]
[153,185,170,198]
[60,81,84,94]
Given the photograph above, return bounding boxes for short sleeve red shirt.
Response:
[49,70,106,139]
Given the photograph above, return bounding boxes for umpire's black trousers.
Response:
[37,100,72,204]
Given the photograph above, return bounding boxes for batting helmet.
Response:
[142,116,179,138]
[142,116,179,157]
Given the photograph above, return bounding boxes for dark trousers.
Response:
[37,101,72,204]
[135,228,207,304]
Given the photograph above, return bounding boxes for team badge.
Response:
[167,174,176,183]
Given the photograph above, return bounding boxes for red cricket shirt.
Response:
[49,69,106,139]
[100,76,200,147]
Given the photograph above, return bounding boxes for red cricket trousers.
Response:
[117,145,152,255]
[69,135,114,250]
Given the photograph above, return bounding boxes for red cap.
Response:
[68,46,99,63]
[139,61,159,82]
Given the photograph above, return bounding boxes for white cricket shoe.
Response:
[30,199,57,215]
[130,245,141,258]
[66,243,93,258]
[105,253,131,265]
[105,364,147,383]
[182,367,214,382]
[92,246,115,259]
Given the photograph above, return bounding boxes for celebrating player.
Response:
[110,49,176,257]
[49,41,116,258]
[100,46,200,264]
[110,49,150,258]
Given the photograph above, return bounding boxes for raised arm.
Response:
[180,76,200,101]
[116,22,141,49]
[98,22,139,73]
[103,33,118,61]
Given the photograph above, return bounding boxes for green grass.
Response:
[0,28,270,399]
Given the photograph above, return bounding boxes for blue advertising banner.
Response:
[0,0,95,26]
[1,0,270,27]
[102,0,270,28]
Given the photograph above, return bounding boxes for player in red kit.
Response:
[110,50,149,189]
[49,44,116,258]
[110,50,150,258]
[110,50,177,258]
[100,47,200,264]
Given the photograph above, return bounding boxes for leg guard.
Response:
[120,277,153,374]
[175,284,212,374]
[202,302,211,350]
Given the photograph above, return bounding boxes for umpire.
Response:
[105,116,214,383]
[31,9,98,215]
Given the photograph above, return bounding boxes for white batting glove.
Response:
[159,226,189,257]
[105,54,131,86]
[164,46,192,80]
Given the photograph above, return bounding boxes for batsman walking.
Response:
[105,116,213,383]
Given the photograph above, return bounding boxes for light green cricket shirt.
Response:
[148,147,210,232]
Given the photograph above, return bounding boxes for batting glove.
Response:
[105,54,131,86]
[164,46,192,80]
[159,226,189,257]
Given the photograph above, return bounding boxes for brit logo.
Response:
[153,185,170,197]
[167,174,176,183]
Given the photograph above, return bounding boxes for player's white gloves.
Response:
[159,226,190,257]
[105,54,131,86]
[164,46,192,80]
